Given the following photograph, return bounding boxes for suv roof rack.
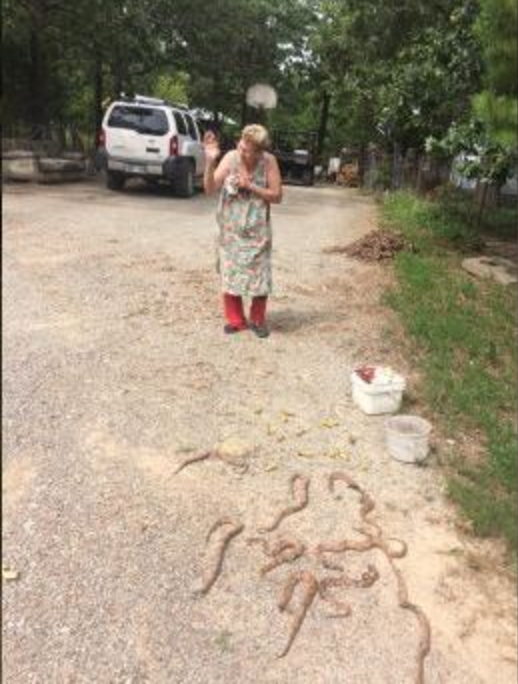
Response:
[133,94,167,106]
[118,93,190,111]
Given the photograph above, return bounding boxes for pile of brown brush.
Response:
[326,229,408,262]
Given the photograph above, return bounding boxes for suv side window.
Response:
[108,106,169,135]
[172,111,188,136]
[184,113,200,141]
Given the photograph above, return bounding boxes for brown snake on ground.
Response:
[175,450,214,474]
[247,537,306,576]
[259,474,310,533]
[323,471,431,683]
[175,450,248,475]
[277,570,319,658]
[196,470,431,681]
[197,518,244,595]
[385,553,431,684]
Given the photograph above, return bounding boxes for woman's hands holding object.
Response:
[237,170,252,190]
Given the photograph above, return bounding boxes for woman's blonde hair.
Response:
[241,124,270,151]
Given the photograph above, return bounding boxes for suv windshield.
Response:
[108,106,169,136]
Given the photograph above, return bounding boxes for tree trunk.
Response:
[391,141,401,190]
[113,62,124,98]
[358,144,367,186]
[94,55,104,138]
[317,92,331,159]
[29,28,45,132]
[476,181,489,229]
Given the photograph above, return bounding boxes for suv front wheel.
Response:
[106,171,126,191]
[174,159,195,198]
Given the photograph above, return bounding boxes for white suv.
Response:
[96,94,206,197]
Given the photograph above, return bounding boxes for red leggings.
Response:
[223,293,267,328]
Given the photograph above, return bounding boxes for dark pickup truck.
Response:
[271,130,317,186]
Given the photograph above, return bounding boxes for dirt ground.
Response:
[2,178,516,683]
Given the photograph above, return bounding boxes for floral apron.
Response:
[216,151,272,296]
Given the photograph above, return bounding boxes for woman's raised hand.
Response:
[203,130,221,164]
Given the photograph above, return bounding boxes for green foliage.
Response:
[448,476,517,543]
[153,73,190,106]
[379,12,480,148]
[475,0,517,96]
[382,191,518,551]
[382,189,480,249]
[426,119,517,188]
[310,0,481,152]
[473,92,517,147]
[472,0,517,148]
[158,0,317,124]
[2,0,172,130]
[1,0,514,160]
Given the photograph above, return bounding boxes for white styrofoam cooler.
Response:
[351,368,406,415]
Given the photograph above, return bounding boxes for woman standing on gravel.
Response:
[203,125,283,338]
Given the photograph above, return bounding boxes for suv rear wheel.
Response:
[175,160,195,198]
[106,171,125,191]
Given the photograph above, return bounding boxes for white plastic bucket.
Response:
[351,369,406,415]
[385,415,432,463]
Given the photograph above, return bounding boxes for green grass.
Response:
[381,190,517,553]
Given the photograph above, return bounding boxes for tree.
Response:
[378,3,481,151]
[2,0,67,128]
[308,1,481,153]
[2,0,318,137]
[2,0,498,158]
[2,0,187,133]
[161,0,316,127]
[425,0,517,219]
[473,0,517,146]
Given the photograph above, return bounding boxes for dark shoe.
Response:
[250,323,270,338]
[224,323,247,334]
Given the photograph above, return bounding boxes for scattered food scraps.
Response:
[327,448,350,461]
[297,450,315,459]
[2,565,20,582]
[320,418,340,428]
[280,410,296,419]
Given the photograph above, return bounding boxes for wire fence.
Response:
[360,147,451,193]
[328,146,516,207]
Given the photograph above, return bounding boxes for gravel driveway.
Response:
[2,179,516,683]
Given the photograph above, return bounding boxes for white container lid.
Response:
[351,367,406,394]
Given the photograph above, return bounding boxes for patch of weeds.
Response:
[382,189,498,252]
[434,186,518,240]
[214,630,233,653]
[482,206,518,240]
[381,191,517,554]
[447,473,517,544]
